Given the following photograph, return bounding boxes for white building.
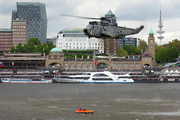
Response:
[56,28,104,54]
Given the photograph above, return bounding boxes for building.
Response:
[0,53,45,73]
[12,2,47,43]
[118,37,140,49]
[104,38,118,56]
[0,29,156,71]
[56,28,104,54]
[0,29,13,53]
[46,37,57,46]
[12,20,28,47]
[46,29,156,70]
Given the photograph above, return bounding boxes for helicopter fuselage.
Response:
[84,22,144,39]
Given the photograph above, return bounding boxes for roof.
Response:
[141,50,152,57]
[105,9,115,16]
[50,48,62,52]
[149,28,154,34]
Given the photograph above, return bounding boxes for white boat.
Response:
[54,71,134,83]
[1,78,52,83]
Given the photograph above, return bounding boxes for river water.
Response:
[0,83,180,120]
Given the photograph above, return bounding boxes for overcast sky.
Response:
[0,0,180,45]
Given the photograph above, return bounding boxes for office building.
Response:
[118,37,140,49]
[12,20,28,47]
[0,29,12,52]
[12,2,47,43]
[104,38,118,56]
[56,28,104,54]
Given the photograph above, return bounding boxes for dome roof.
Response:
[50,48,63,52]
[149,28,154,34]
[105,9,115,16]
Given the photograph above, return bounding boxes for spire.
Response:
[160,4,161,21]
[149,28,154,34]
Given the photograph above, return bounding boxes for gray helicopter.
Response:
[60,10,144,39]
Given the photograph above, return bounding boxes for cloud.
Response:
[0,0,180,46]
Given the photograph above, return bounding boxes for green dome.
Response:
[149,28,154,34]
[50,48,62,52]
[105,9,115,16]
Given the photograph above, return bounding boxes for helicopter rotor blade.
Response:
[59,14,101,20]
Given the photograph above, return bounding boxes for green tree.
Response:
[10,46,15,53]
[29,43,35,53]
[28,38,41,46]
[16,43,23,53]
[118,48,128,57]
[23,43,29,53]
[140,39,148,52]
[158,47,168,63]
[167,47,179,62]
[34,44,43,53]
[48,42,54,52]
[123,45,138,55]
[155,52,160,64]
[42,43,48,55]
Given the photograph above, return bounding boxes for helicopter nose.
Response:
[84,29,88,33]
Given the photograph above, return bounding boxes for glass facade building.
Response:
[12,2,47,43]
[118,37,140,48]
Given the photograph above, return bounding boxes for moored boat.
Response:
[53,71,134,83]
[1,78,52,83]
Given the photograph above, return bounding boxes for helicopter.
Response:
[60,10,144,39]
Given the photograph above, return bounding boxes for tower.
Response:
[12,2,47,43]
[148,28,156,68]
[156,6,165,45]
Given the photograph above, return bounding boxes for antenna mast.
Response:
[157,5,165,45]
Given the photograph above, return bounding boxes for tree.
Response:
[123,45,138,55]
[28,38,41,46]
[10,46,15,53]
[22,43,29,53]
[34,44,43,53]
[140,39,148,52]
[158,47,168,63]
[166,47,179,62]
[118,48,128,57]
[29,43,35,53]
[155,52,160,64]
[48,42,54,53]
[16,43,23,53]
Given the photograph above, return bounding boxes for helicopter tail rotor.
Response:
[135,25,144,33]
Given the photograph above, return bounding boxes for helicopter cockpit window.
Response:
[86,25,92,29]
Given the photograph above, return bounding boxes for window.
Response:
[150,40,153,43]
[150,45,153,48]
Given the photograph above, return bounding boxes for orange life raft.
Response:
[74,108,93,114]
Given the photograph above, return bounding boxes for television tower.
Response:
[157,6,165,45]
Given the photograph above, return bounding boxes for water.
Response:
[0,83,180,120]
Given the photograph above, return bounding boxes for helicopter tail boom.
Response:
[135,25,144,33]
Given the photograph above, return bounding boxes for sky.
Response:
[0,0,180,45]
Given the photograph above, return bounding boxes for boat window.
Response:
[93,73,108,77]
[93,78,113,81]
[118,76,131,78]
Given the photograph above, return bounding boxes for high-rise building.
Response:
[0,29,12,52]
[104,38,118,56]
[12,20,28,47]
[12,2,47,43]
[118,37,140,49]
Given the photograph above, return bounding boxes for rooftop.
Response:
[149,28,154,34]
[105,9,115,16]
[50,48,62,52]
